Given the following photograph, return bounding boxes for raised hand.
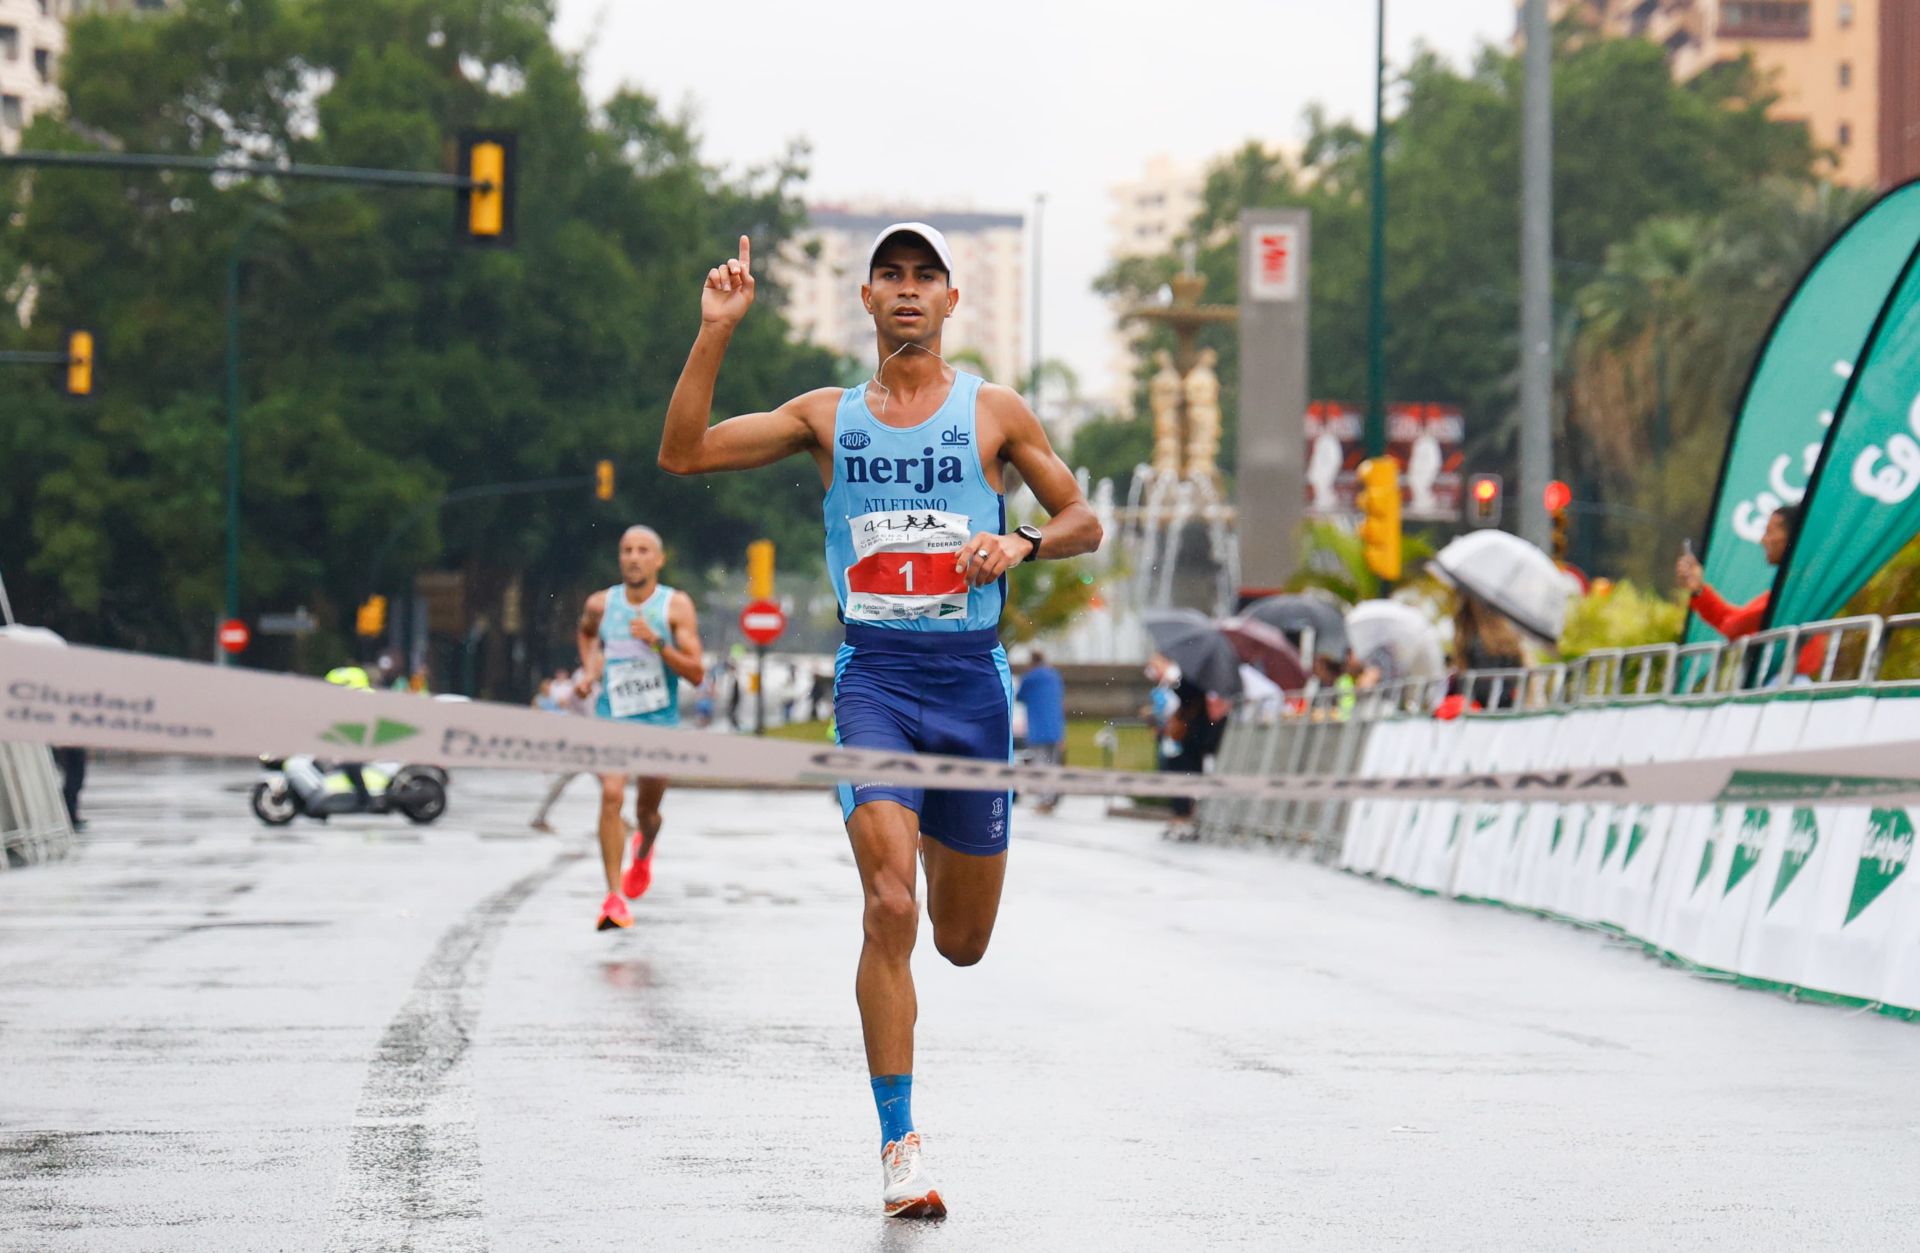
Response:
[1676,550,1704,594]
[702,235,756,330]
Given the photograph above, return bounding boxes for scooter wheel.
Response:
[398,777,448,825]
[251,781,299,826]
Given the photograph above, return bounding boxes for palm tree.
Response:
[1569,180,1872,583]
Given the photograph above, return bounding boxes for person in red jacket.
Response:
[1676,504,1825,678]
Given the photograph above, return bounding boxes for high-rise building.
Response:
[0,0,170,153]
[774,205,1026,386]
[1104,155,1206,411]
[0,0,69,153]
[1544,0,1920,186]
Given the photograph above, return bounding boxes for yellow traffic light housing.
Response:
[594,459,615,502]
[458,130,516,245]
[65,329,94,396]
[747,539,775,600]
[356,595,388,638]
[1551,507,1570,562]
[1355,456,1402,582]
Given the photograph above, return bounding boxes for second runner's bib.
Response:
[592,583,681,726]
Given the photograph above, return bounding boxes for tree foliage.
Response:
[1,0,837,686]
[1094,29,1821,583]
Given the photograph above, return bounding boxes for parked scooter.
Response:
[251,756,449,826]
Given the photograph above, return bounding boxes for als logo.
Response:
[939,427,971,448]
[839,430,872,450]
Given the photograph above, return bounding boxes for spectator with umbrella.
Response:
[1142,609,1241,837]
[1428,531,1569,712]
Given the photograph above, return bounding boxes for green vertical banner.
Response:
[1687,183,1920,654]
[1770,231,1920,626]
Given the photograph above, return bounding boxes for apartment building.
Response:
[0,0,171,152]
[0,0,66,153]
[1547,0,1920,186]
[775,205,1027,386]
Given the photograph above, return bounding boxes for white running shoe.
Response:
[880,1132,946,1219]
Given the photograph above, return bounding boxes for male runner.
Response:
[577,525,705,931]
[658,225,1102,1217]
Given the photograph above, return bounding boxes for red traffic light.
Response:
[218,619,251,654]
[1473,478,1498,503]
[1544,480,1572,513]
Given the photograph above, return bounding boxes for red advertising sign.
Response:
[1249,226,1301,302]
[738,600,786,647]
[1304,401,1466,521]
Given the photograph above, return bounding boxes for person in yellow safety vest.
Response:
[323,664,374,809]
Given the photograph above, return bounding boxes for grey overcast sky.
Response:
[552,0,1519,406]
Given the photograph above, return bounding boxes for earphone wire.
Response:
[868,340,947,418]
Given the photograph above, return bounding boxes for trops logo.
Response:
[1845,807,1915,924]
[1767,808,1820,910]
[321,718,419,749]
[839,430,871,450]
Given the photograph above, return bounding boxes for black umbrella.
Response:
[1241,593,1349,660]
[1142,608,1244,697]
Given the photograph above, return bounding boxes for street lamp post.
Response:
[1365,0,1389,459]
[1519,0,1556,550]
[1030,192,1045,400]
[221,215,264,663]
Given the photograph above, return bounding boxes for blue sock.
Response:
[871,1074,914,1148]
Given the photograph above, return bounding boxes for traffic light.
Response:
[1355,456,1402,582]
[747,539,775,600]
[1545,480,1572,560]
[594,459,615,501]
[1467,473,1503,528]
[355,595,388,638]
[457,130,517,245]
[65,329,93,396]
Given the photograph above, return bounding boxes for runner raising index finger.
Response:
[658,222,1102,1219]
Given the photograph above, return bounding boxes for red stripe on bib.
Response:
[846,551,969,597]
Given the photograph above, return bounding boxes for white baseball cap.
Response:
[865,221,955,281]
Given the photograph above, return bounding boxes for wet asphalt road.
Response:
[2,759,1918,1251]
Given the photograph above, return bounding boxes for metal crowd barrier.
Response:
[1184,609,1920,862]
[0,624,77,869]
[0,742,74,868]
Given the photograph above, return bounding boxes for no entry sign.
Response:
[739,600,785,647]
[217,619,251,654]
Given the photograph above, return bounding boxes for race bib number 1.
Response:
[843,508,972,622]
[605,642,670,718]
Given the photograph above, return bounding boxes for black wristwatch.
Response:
[1015,524,1044,563]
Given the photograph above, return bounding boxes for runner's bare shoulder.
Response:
[972,382,1044,456]
[786,386,847,441]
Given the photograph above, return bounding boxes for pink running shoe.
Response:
[596,890,632,931]
[621,833,654,900]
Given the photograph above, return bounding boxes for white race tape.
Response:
[4,638,1920,804]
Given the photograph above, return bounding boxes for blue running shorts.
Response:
[833,625,1014,856]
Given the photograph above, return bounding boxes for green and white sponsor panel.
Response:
[1340,686,1920,1018]
[1200,613,1920,1020]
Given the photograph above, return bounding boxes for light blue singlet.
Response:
[593,583,680,726]
[822,370,1005,633]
